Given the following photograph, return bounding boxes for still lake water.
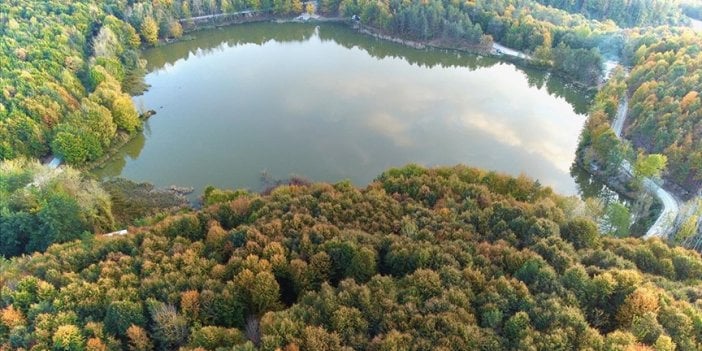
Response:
[94,22,594,197]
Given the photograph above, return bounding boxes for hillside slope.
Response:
[1,166,702,350]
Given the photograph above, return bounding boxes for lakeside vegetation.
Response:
[0,159,187,257]
[626,28,702,195]
[2,1,702,349]
[2,165,702,350]
[318,0,613,85]
[0,1,146,165]
[4,0,699,196]
[576,25,702,198]
[534,0,687,28]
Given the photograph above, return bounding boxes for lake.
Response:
[94,22,593,198]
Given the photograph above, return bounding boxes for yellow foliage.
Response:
[140,17,159,45]
[285,343,300,351]
[292,0,303,13]
[654,335,676,351]
[169,21,183,38]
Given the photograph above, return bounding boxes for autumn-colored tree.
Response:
[86,337,108,351]
[654,335,676,351]
[292,0,303,13]
[616,288,660,328]
[180,290,200,321]
[126,325,153,351]
[0,306,26,331]
[53,324,85,351]
[141,17,159,45]
[168,21,183,39]
[110,94,140,133]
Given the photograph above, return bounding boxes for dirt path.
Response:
[491,43,532,60]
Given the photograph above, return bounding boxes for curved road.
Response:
[490,51,680,238]
[611,95,680,239]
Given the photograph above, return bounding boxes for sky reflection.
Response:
[95,23,588,196]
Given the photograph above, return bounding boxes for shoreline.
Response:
[86,15,599,201]
[84,111,156,174]
[171,13,596,90]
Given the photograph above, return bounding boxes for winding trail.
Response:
[488,48,681,238]
[611,94,680,239]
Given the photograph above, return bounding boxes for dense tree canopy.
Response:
[624,28,702,194]
[0,1,149,165]
[579,25,702,196]
[1,166,702,350]
[0,159,187,258]
[535,0,687,27]
[0,159,114,257]
[319,0,613,85]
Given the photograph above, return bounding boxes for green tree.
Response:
[561,217,600,249]
[250,272,281,315]
[634,153,667,180]
[604,202,631,238]
[32,192,87,252]
[104,301,146,337]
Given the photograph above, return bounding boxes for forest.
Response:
[318,0,612,85]
[534,0,686,27]
[0,159,187,258]
[3,1,702,349]
[1,165,702,350]
[577,25,702,197]
[625,27,702,195]
[1,0,695,168]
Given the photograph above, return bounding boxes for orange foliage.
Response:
[126,325,152,351]
[86,337,108,351]
[181,290,200,320]
[0,305,25,329]
[616,288,659,327]
[681,91,699,111]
